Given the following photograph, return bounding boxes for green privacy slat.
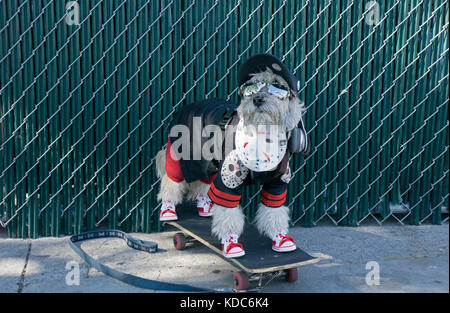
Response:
[379,0,395,220]
[401,0,420,210]
[325,0,339,221]
[59,0,72,236]
[346,0,362,226]
[125,0,139,232]
[226,0,238,103]
[216,0,227,99]
[83,1,103,230]
[91,0,105,231]
[429,0,447,225]
[282,0,295,74]
[150,0,162,232]
[238,0,249,65]
[43,0,57,237]
[79,0,92,235]
[314,0,329,223]
[357,0,373,221]
[272,0,282,58]
[408,1,430,225]
[11,0,26,238]
[194,0,205,101]
[418,0,440,224]
[20,1,34,238]
[205,1,216,97]
[63,2,82,234]
[2,0,14,237]
[292,0,307,223]
[443,0,449,211]
[52,1,68,237]
[303,0,317,227]
[390,0,407,206]
[183,0,194,104]
[262,0,273,54]
[74,7,85,235]
[137,1,152,233]
[0,0,6,236]
[38,1,47,236]
[367,0,384,220]
[336,0,350,226]
[103,1,117,232]
[151,0,175,231]
[117,3,128,232]
[420,0,447,223]
[1,0,448,237]
[249,0,262,56]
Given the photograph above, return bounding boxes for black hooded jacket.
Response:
[167,98,289,208]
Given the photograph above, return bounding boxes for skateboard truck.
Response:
[232,268,299,291]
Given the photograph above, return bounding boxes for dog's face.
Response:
[237,68,305,131]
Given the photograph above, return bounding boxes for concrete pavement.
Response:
[0,219,448,293]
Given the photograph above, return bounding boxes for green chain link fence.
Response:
[0,0,448,238]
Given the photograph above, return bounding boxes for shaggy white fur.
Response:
[157,174,187,205]
[211,205,245,239]
[187,180,211,201]
[155,149,167,179]
[254,203,290,239]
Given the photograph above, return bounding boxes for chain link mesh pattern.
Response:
[0,0,448,237]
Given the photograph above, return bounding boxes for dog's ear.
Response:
[238,85,243,97]
[285,96,306,131]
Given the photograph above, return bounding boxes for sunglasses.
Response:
[239,82,291,100]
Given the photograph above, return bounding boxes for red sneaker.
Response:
[221,233,245,258]
[272,232,296,252]
[196,195,214,217]
[159,201,178,221]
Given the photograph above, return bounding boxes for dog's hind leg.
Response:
[157,174,187,205]
[156,148,188,221]
[187,180,214,217]
[157,174,188,222]
[187,180,211,200]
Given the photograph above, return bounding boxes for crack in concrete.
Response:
[17,241,32,293]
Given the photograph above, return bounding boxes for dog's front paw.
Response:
[271,232,296,252]
[221,232,245,258]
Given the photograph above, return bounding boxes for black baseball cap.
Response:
[237,53,300,94]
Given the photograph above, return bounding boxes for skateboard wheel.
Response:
[233,271,250,291]
[285,268,298,282]
[173,232,187,250]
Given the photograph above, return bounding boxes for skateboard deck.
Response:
[166,207,320,290]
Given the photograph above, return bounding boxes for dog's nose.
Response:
[253,96,264,107]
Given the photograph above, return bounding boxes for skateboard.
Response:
[165,208,320,291]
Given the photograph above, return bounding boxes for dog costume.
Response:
[166,97,290,203]
[158,54,308,257]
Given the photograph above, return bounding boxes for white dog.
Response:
[155,54,307,258]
